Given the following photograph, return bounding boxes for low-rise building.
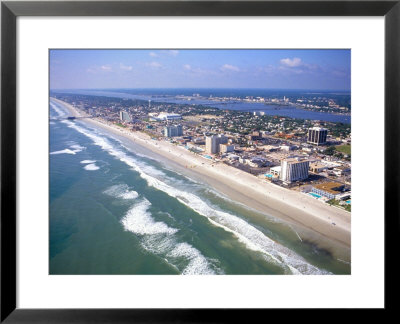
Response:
[310,162,328,173]
[247,157,267,168]
[311,182,345,200]
[150,112,182,121]
[333,166,351,176]
[270,166,281,177]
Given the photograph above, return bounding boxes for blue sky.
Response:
[50,49,350,90]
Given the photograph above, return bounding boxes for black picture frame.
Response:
[1,0,398,321]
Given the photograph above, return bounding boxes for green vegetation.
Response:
[327,199,351,212]
[115,123,127,128]
[324,146,336,156]
[335,144,351,155]
[324,144,351,161]
[328,122,351,138]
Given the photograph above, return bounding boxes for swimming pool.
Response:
[345,200,351,204]
[309,192,322,199]
[264,173,273,178]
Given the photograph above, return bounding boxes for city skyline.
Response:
[50,49,351,91]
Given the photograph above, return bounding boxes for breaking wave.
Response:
[103,184,139,200]
[50,142,85,155]
[50,101,66,117]
[84,163,100,171]
[60,115,330,275]
[80,160,97,164]
[121,198,218,274]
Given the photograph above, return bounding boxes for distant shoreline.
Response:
[52,97,351,250]
[51,89,351,124]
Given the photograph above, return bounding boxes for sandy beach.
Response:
[52,98,351,248]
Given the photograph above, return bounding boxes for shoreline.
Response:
[52,98,351,249]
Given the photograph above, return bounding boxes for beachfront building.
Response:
[205,135,219,154]
[311,182,345,200]
[120,111,132,122]
[280,158,309,183]
[220,143,234,153]
[307,127,328,146]
[270,166,281,177]
[164,125,183,137]
[205,134,228,155]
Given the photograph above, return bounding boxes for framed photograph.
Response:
[1,0,398,321]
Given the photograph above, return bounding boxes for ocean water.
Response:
[49,99,351,275]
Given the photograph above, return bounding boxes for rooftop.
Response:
[309,126,328,131]
[283,158,309,164]
[313,182,344,194]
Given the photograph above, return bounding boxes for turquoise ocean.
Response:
[49,99,350,275]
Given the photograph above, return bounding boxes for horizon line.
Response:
[50,87,351,92]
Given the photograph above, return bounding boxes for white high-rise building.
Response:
[280,158,309,183]
[205,135,219,154]
[205,134,228,154]
[120,111,132,122]
[164,125,183,137]
[308,127,328,146]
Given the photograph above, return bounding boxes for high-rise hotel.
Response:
[164,124,183,137]
[205,134,228,154]
[280,158,309,183]
[120,111,132,122]
[307,127,328,146]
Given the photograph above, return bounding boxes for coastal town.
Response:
[52,93,351,213]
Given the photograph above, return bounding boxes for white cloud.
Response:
[149,52,158,57]
[220,64,240,72]
[146,61,162,68]
[182,64,212,75]
[161,50,179,56]
[120,63,133,71]
[280,57,302,67]
[100,65,112,71]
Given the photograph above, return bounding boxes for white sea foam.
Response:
[121,199,216,274]
[122,199,177,235]
[50,149,77,155]
[103,184,139,200]
[141,234,218,275]
[168,242,217,275]
[50,101,66,117]
[63,119,329,275]
[50,141,85,156]
[70,144,85,152]
[80,160,97,164]
[84,163,100,171]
